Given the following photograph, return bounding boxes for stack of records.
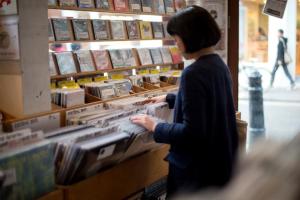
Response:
[105,79,133,97]
[46,125,130,185]
[0,129,44,153]
[117,116,162,161]
[84,82,117,100]
[129,75,144,88]
[146,102,173,123]
[0,129,55,199]
[142,74,160,87]
[160,70,182,85]
[51,88,85,108]
[105,96,147,110]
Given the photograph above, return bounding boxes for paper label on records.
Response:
[0,0,17,15]
[97,144,116,160]
[0,17,19,60]
[101,88,116,97]
[66,104,103,124]
[12,113,60,132]
[2,168,17,187]
[263,0,287,18]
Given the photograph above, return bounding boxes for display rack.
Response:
[50,62,182,80]
[48,6,172,17]
[47,2,183,115]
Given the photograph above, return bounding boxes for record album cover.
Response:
[49,53,58,76]
[109,49,136,68]
[129,0,142,12]
[91,50,112,71]
[126,21,140,40]
[0,0,17,15]
[110,21,127,40]
[169,46,182,64]
[152,0,165,14]
[0,141,55,200]
[164,0,175,14]
[0,17,19,60]
[151,22,164,39]
[78,0,95,8]
[121,49,137,67]
[72,19,90,40]
[150,48,163,64]
[48,0,57,6]
[109,50,124,68]
[141,0,152,13]
[52,18,73,41]
[48,19,55,42]
[160,47,173,64]
[139,21,152,40]
[137,48,153,65]
[113,0,129,12]
[95,0,112,10]
[75,51,96,72]
[92,20,111,40]
[162,21,171,38]
[55,52,78,75]
[59,0,77,7]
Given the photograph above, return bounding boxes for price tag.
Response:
[58,80,79,89]
[111,74,124,80]
[138,69,149,75]
[50,82,56,89]
[77,78,93,85]
[150,69,160,74]
[66,104,104,125]
[97,144,116,160]
[160,67,171,73]
[94,76,108,82]
[11,113,61,132]
[172,71,181,76]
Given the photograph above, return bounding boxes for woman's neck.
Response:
[184,47,215,60]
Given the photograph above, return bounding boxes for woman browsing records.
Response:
[131,6,238,198]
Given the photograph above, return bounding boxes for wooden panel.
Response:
[19,0,52,115]
[63,146,169,200]
[38,189,64,200]
[228,0,239,110]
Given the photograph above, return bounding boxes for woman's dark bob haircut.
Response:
[167,6,221,53]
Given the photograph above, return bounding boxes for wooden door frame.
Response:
[228,0,239,110]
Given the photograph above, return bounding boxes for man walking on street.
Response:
[270,29,295,89]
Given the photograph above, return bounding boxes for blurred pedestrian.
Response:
[270,29,295,89]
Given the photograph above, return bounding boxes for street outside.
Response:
[238,67,300,144]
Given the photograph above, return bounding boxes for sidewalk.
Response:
[239,86,300,102]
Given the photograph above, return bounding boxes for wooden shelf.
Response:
[59,145,169,200]
[48,6,172,17]
[51,63,182,80]
[49,38,175,44]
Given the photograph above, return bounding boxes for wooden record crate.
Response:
[58,145,169,200]
[38,189,64,200]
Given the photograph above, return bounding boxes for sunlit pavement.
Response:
[239,82,300,142]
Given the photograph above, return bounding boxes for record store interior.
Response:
[0,0,299,200]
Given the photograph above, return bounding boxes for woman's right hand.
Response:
[143,95,167,104]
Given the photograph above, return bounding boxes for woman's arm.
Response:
[153,72,208,145]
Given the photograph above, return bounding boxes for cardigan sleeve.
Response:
[166,93,176,109]
[153,71,208,145]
